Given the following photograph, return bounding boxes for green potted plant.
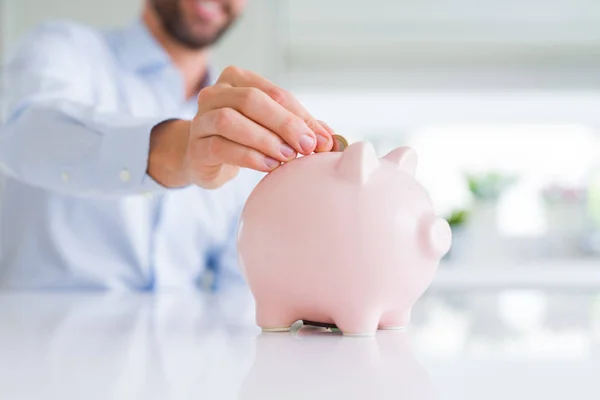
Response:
[447,208,470,228]
[466,172,518,202]
[461,171,518,264]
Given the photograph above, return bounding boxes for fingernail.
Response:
[280,143,295,159]
[265,157,280,170]
[316,134,328,148]
[299,134,316,153]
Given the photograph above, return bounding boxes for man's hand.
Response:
[148,66,335,189]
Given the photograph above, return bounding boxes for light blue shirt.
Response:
[0,19,263,291]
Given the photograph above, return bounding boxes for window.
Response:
[409,123,600,236]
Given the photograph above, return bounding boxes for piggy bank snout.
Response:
[422,216,452,258]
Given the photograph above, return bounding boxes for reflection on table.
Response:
[0,287,599,400]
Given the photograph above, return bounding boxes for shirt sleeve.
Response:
[0,22,169,198]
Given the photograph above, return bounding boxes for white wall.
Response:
[3,0,143,44]
[281,0,600,90]
[6,0,600,90]
[1,0,280,81]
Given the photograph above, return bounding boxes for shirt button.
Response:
[143,191,153,199]
[120,169,131,182]
[61,172,70,182]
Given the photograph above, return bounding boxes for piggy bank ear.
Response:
[382,147,418,176]
[336,142,379,184]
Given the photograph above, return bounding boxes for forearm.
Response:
[0,22,182,198]
[0,98,169,197]
[148,119,193,189]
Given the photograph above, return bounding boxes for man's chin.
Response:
[169,17,235,49]
[190,35,222,49]
[192,31,221,44]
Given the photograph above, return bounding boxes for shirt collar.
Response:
[108,19,218,101]
[110,19,173,73]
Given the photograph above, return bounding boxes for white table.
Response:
[1,287,599,400]
[434,259,600,290]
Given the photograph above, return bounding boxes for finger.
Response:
[317,120,335,136]
[190,163,241,190]
[216,66,333,151]
[198,85,316,155]
[197,135,282,174]
[318,120,345,152]
[315,120,337,152]
[196,107,298,163]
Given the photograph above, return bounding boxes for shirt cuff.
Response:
[98,116,174,195]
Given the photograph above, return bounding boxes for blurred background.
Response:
[2,2,600,386]
[2,0,600,288]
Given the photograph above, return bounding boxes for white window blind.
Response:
[277,0,600,90]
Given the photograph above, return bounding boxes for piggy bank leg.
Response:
[378,309,411,331]
[334,312,381,337]
[256,302,297,332]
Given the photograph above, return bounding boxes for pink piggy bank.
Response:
[237,142,451,336]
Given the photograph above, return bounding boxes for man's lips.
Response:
[191,0,225,22]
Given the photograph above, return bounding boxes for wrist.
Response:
[148,119,192,188]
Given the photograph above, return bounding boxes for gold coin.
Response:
[332,134,348,152]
